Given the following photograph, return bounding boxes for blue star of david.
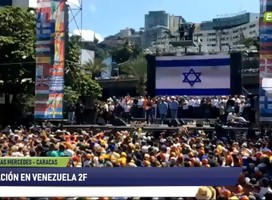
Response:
[182,68,201,87]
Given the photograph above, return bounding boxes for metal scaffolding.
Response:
[67,0,83,39]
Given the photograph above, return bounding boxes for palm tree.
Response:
[120,55,147,96]
[82,59,107,79]
[241,37,260,51]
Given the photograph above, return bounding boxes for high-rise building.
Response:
[193,12,259,52]
[169,15,186,36]
[145,11,169,30]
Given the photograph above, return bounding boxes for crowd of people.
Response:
[1,94,270,199]
[0,115,271,199]
[67,95,258,126]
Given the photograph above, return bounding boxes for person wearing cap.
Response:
[195,186,216,200]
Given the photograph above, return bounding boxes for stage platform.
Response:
[132,118,216,125]
[62,124,259,133]
[187,126,259,132]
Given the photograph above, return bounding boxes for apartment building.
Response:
[145,11,170,30]
[193,12,259,52]
[169,15,186,36]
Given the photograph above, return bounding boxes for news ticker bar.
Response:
[0,167,241,186]
[0,186,200,197]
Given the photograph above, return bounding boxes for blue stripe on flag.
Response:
[49,90,64,93]
[260,29,272,34]
[261,38,272,43]
[156,58,230,67]
[34,114,63,119]
[36,52,52,56]
[36,52,51,56]
[37,34,52,40]
[156,89,230,96]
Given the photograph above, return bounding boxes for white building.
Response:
[117,28,132,38]
[169,15,185,36]
[193,12,259,52]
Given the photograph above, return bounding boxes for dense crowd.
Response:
[0,119,271,199]
[0,94,270,199]
[68,95,258,126]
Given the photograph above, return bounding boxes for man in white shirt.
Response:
[239,100,245,114]
[193,97,201,107]
[123,103,131,123]
[137,96,144,107]
[227,112,248,124]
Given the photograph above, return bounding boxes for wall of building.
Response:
[169,15,181,36]
[145,11,169,30]
[127,35,141,47]
[118,28,132,38]
[193,13,259,52]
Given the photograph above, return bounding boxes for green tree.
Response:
[242,37,260,51]
[120,54,147,96]
[84,42,108,60]
[65,35,81,87]
[63,86,80,105]
[65,36,102,101]
[76,70,102,98]
[82,59,107,79]
[111,39,141,63]
[0,6,36,124]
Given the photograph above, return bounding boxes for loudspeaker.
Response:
[146,55,156,97]
[230,52,242,96]
[111,117,127,126]
[168,119,180,127]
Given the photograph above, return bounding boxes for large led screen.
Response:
[155,54,231,96]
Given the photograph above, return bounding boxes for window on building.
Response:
[249,24,255,28]
[211,44,216,46]
[208,33,216,36]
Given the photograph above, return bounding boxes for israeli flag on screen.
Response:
[155,54,231,96]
